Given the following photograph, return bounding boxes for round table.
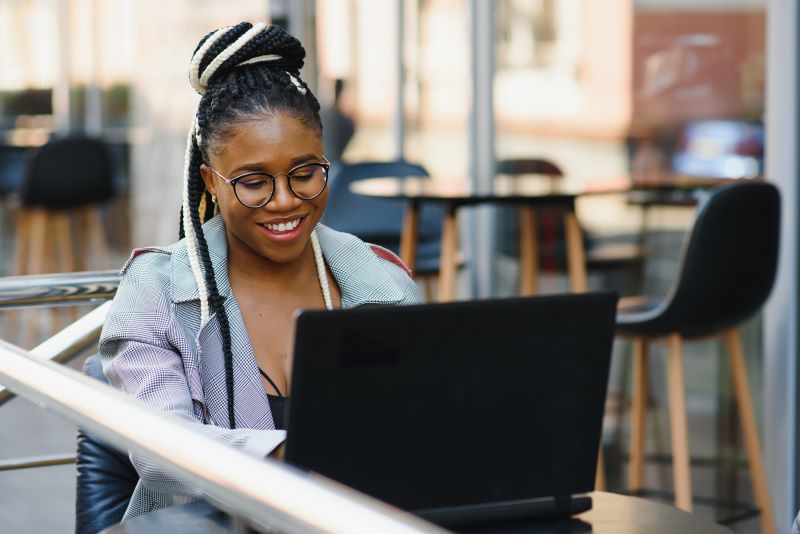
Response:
[349,175,627,302]
[102,491,734,534]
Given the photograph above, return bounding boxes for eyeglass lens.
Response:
[234,164,327,207]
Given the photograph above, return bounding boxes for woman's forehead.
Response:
[213,113,322,168]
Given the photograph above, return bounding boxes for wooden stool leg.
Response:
[45,214,64,333]
[629,337,649,492]
[399,200,420,271]
[53,211,79,322]
[595,441,606,491]
[75,207,90,272]
[563,209,587,293]
[25,209,48,348]
[666,333,692,511]
[724,329,776,534]
[86,207,109,269]
[4,209,31,345]
[518,206,538,296]
[437,205,458,302]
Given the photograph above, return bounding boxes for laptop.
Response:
[284,292,617,528]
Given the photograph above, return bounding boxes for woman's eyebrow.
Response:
[231,154,321,175]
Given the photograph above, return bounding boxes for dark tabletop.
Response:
[348,174,754,208]
[348,175,628,207]
[102,491,732,534]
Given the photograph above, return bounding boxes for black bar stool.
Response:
[616,181,779,534]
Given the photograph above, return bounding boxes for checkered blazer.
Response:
[99,215,424,519]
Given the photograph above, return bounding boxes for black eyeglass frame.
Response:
[206,156,331,208]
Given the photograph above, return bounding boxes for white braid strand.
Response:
[189,26,232,95]
[199,22,268,90]
[237,54,283,67]
[287,72,307,95]
[182,119,211,325]
[311,230,333,310]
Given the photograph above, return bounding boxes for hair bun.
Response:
[189,22,306,95]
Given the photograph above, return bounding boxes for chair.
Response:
[496,158,644,295]
[6,136,114,346]
[617,181,778,534]
[76,354,138,534]
[321,160,444,275]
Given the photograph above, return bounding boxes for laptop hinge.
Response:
[554,494,572,516]
[552,459,573,516]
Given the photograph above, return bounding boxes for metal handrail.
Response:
[0,301,111,406]
[0,270,120,309]
[0,339,442,533]
[0,271,118,404]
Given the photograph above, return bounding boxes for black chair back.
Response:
[625,182,780,337]
[21,136,114,209]
[76,355,138,533]
[321,160,441,246]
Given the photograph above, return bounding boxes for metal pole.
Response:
[52,0,72,134]
[765,0,799,526]
[0,341,444,534]
[0,270,120,310]
[83,0,103,135]
[394,0,406,160]
[468,0,496,298]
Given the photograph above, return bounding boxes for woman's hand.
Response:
[270,443,286,460]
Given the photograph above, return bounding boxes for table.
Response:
[103,491,733,534]
[350,175,626,301]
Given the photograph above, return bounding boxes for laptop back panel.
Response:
[285,293,616,513]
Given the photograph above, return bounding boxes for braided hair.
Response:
[180,22,322,429]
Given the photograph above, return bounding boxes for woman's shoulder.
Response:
[314,224,424,305]
[314,224,412,276]
[110,239,186,308]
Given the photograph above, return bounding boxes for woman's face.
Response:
[201,112,327,266]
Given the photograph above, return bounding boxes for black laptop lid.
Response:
[285,292,617,512]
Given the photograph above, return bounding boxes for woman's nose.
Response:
[268,175,301,210]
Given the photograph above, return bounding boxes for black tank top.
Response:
[260,367,288,430]
[266,394,287,430]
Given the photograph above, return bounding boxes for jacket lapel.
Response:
[171,216,273,429]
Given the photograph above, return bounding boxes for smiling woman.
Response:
[97,22,423,520]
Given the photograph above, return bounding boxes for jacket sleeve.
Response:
[99,252,284,497]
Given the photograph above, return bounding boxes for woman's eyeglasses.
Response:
[207,157,330,208]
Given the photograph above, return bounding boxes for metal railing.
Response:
[0,270,120,309]
[0,270,118,406]
[0,272,443,533]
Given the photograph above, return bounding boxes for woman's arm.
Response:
[101,339,284,497]
[99,250,283,497]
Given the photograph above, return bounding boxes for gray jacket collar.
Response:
[169,215,405,308]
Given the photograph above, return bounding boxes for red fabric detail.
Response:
[369,244,412,277]
[120,247,170,275]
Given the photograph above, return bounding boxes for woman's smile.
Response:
[257,214,307,242]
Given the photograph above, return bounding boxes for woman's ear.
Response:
[200,163,216,197]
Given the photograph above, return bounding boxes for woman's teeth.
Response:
[264,218,300,232]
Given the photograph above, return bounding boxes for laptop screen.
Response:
[285,293,616,513]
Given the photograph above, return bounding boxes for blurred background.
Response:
[0,0,793,533]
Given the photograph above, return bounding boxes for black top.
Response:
[259,367,288,430]
[267,394,288,430]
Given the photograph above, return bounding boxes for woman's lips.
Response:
[256,215,305,243]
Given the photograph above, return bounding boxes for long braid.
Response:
[181,21,323,429]
[186,159,237,428]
